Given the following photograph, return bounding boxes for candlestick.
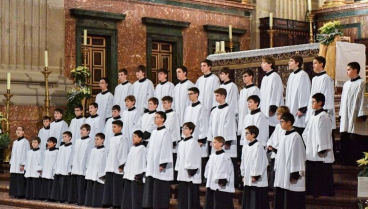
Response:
[220,41,225,53]
[269,13,273,28]
[215,42,220,53]
[229,38,234,53]
[308,12,315,43]
[6,73,10,90]
[229,25,232,39]
[82,44,88,68]
[267,27,276,48]
[83,30,87,45]
[3,89,13,134]
[44,50,48,67]
[41,67,51,116]
[308,0,312,11]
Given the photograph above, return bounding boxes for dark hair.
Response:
[201,59,212,67]
[247,95,260,107]
[42,116,52,121]
[155,111,167,122]
[75,104,83,111]
[213,136,225,145]
[312,93,325,107]
[95,133,105,140]
[183,122,196,133]
[243,69,254,77]
[219,67,231,75]
[135,65,147,75]
[177,66,188,76]
[188,87,200,95]
[314,56,326,68]
[157,68,169,75]
[133,130,144,139]
[162,96,173,103]
[119,68,128,75]
[245,125,259,138]
[63,131,72,138]
[47,137,57,144]
[262,56,276,70]
[112,105,121,112]
[148,97,159,106]
[80,124,91,131]
[54,108,64,115]
[125,95,136,103]
[90,102,98,109]
[291,55,303,68]
[281,113,295,125]
[347,61,361,74]
[214,88,227,98]
[100,77,109,85]
[32,137,41,144]
[112,120,123,127]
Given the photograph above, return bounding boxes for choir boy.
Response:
[219,67,239,118]
[40,137,59,200]
[50,131,74,202]
[102,120,130,208]
[286,55,311,136]
[266,106,290,190]
[68,124,94,205]
[155,68,175,111]
[175,122,201,209]
[340,62,368,164]
[162,96,181,181]
[25,137,43,200]
[142,111,173,209]
[113,68,133,112]
[9,126,30,198]
[259,56,284,136]
[207,88,237,186]
[85,102,104,140]
[49,108,68,147]
[104,105,122,150]
[240,95,269,147]
[68,104,85,144]
[133,65,155,114]
[196,59,220,112]
[85,133,107,207]
[274,113,306,209]
[173,66,194,125]
[204,136,235,209]
[121,130,147,209]
[241,126,269,209]
[95,77,114,123]
[183,87,208,184]
[302,93,335,197]
[122,95,140,142]
[38,116,51,151]
[135,97,158,143]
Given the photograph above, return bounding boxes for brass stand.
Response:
[4,89,13,134]
[267,27,276,48]
[41,67,51,116]
[229,38,234,52]
[82,44,88,68]
[308,12,315,43]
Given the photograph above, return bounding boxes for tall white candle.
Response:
[215,42,220,52]
[83,30,87,45]
[270,13,273,28]
[220,41,225,52]
[7,73,10,90]
[229,25,232,39]
[308,0,312,11]
[44,51,48,67]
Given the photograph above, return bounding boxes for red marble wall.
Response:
[64,0,251,82]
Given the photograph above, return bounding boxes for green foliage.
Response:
[0,133,11,148]
[316,21,344,45]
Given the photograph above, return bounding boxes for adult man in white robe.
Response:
[95,77,114,123]
[196,59,220,112]
[155,68,175,111]
[113,68,133,113]
[286,55,311,136]
[219,67,239,118]
[339,62,368,164]
[173,66,194,125]
[133,65,155,114]
[260,56,284,137]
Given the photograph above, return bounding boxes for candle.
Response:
[215,42,220,52]
[229,25,232,39]
[220,41,225,52]
[270,13,273,28]
[308,0,312,11]
[7,73,10,90]
[83,30,87,45]
[44,50,48,67]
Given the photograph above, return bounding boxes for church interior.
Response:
[0,0,367,208]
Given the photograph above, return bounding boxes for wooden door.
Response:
[151,42,173,85]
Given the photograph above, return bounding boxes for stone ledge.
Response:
[203,24,247,35]
[142,17,190,29]
[70,8,126,21]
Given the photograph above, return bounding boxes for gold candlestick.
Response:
[229,38,234,52]
[267,27,276,48]
[82,44,88,68]
[4,89,13,134]
[308,12,315,43]
[41,67,51,116]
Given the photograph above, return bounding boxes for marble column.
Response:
[276,0,307,21]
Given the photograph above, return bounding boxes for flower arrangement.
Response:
[70,66,91,86]
[316,21,344,45]
[357,152,368,177]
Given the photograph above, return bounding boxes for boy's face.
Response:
[80,128,90,137]
[215,93,225,103]
[154,114,164,126]
[54,111,62,120]
[89,105,97,115]
[43,119,50,127]
[162,100,171,110]
[288,59,299,70]
[136,70,145,79]
[31,140,39,149]
[280,119,291,130]
[118,72,127,83]
[99,79,108,91]
[112,124,122,134]
[74,108,83,117]
[112,109,120,117]
[158,72,167,82]
[212,140,223,151]
[242,73,252,84]
[148,101,157,111]
[182,126,192,137]
[16,127,24,137]
[219,72,229,81]
[95,136,104,146]
[276,112,283,121]
[247,99,258,110]
[346,66,358,78]
[63,134,71,143]
[313,59,323,73]
[261,60,272,72]
[125,99,135,108]
[187,91,198,102]
[244,129,255,141]
[47,141,56,149]
[132,134,142,145]
[311,99,322,110]
[201,62,211,74]
[176,68,186,80]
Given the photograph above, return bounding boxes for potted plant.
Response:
[357,152,368,209]
[0,133,10,174]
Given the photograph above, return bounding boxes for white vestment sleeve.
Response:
[184,142,201,170]
[214,155,229,180]
[250,146,267,176]
[159,132,173,164]
[289,136,306,173]
[134,148,147,175]
[118,136,130,168]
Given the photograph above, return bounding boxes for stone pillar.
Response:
[276,0,307,21]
